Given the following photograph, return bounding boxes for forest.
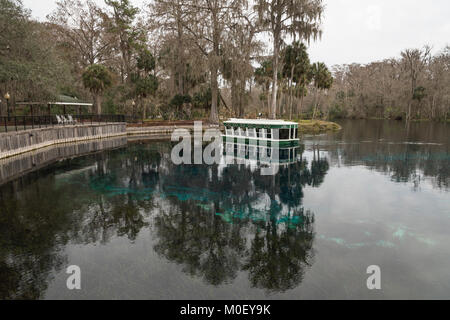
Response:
[0,0,449,123]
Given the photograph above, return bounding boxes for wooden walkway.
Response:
[0,123,126,159]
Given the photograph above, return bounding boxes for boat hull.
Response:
[222,135,300,147]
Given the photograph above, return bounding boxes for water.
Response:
[0,120,449,300]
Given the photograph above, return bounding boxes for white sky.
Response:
[23,0,450,66]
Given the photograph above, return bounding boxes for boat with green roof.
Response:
[222,118,300,147]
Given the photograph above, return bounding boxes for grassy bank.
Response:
[297,120,342,134]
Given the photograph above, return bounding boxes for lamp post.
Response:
[4,92,11,120]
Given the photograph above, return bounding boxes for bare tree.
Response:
[151,0,189,96]
[181,0,243,123]
[48,0,111,68]
[223,4,262,117]
[401,46,432,121]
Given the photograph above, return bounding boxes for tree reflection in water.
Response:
[0,140,330,298]
[152,142,327,292]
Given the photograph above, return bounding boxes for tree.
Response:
[223,5,262,117]
[82,64,113,114]
[0,0,73,112]
[255,59,274,116]
[319,47,449,121]
[48,0,110,68]
[401,46,431,121]
[426,46,450,120]
[104,0,142,83]
[132,49,158,119]
[151,0,189,96]
[282,41,311,119]
[182,0,246,124]
[256,0,324,119]
[311,62,333,119]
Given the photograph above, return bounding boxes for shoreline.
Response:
[0,120,341,160]
[297,120,342,134]
[128,120,343,135]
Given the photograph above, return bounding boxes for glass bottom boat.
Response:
[222,118,300,147]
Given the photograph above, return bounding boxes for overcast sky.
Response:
[23,0,450,66]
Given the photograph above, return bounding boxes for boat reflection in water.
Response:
[223,141,301,164]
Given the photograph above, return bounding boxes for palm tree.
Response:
[82,64,113,115]
[283,42,311,119]
[311,62,333,119]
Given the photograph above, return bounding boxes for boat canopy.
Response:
[223,118,298,129]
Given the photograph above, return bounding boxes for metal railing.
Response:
[0,114,126,133]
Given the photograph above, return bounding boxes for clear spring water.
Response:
[0,119,449,299]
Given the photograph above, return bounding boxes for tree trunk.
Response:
[94,94,102,115]
[176,17,185,95]
[407,101,412,122]
[289,66,295,120]
[271,30,280,119]
[209,15,220,124]
[142,99,147,121]
[239,79,245,117]
[298,89,305,119]
[231,76,238,116]
[210,63,219,123]
[312,87,319,119]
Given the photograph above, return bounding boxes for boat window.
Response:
[280,149,289,160]
[256,128,261,138]
[248,128,255,138]
[266,129,272,139]
[279,129,290,140]
[294,128,298,139]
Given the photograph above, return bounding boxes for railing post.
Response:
[4,117,7,133]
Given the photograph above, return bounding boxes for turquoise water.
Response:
[0,120,449,299]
